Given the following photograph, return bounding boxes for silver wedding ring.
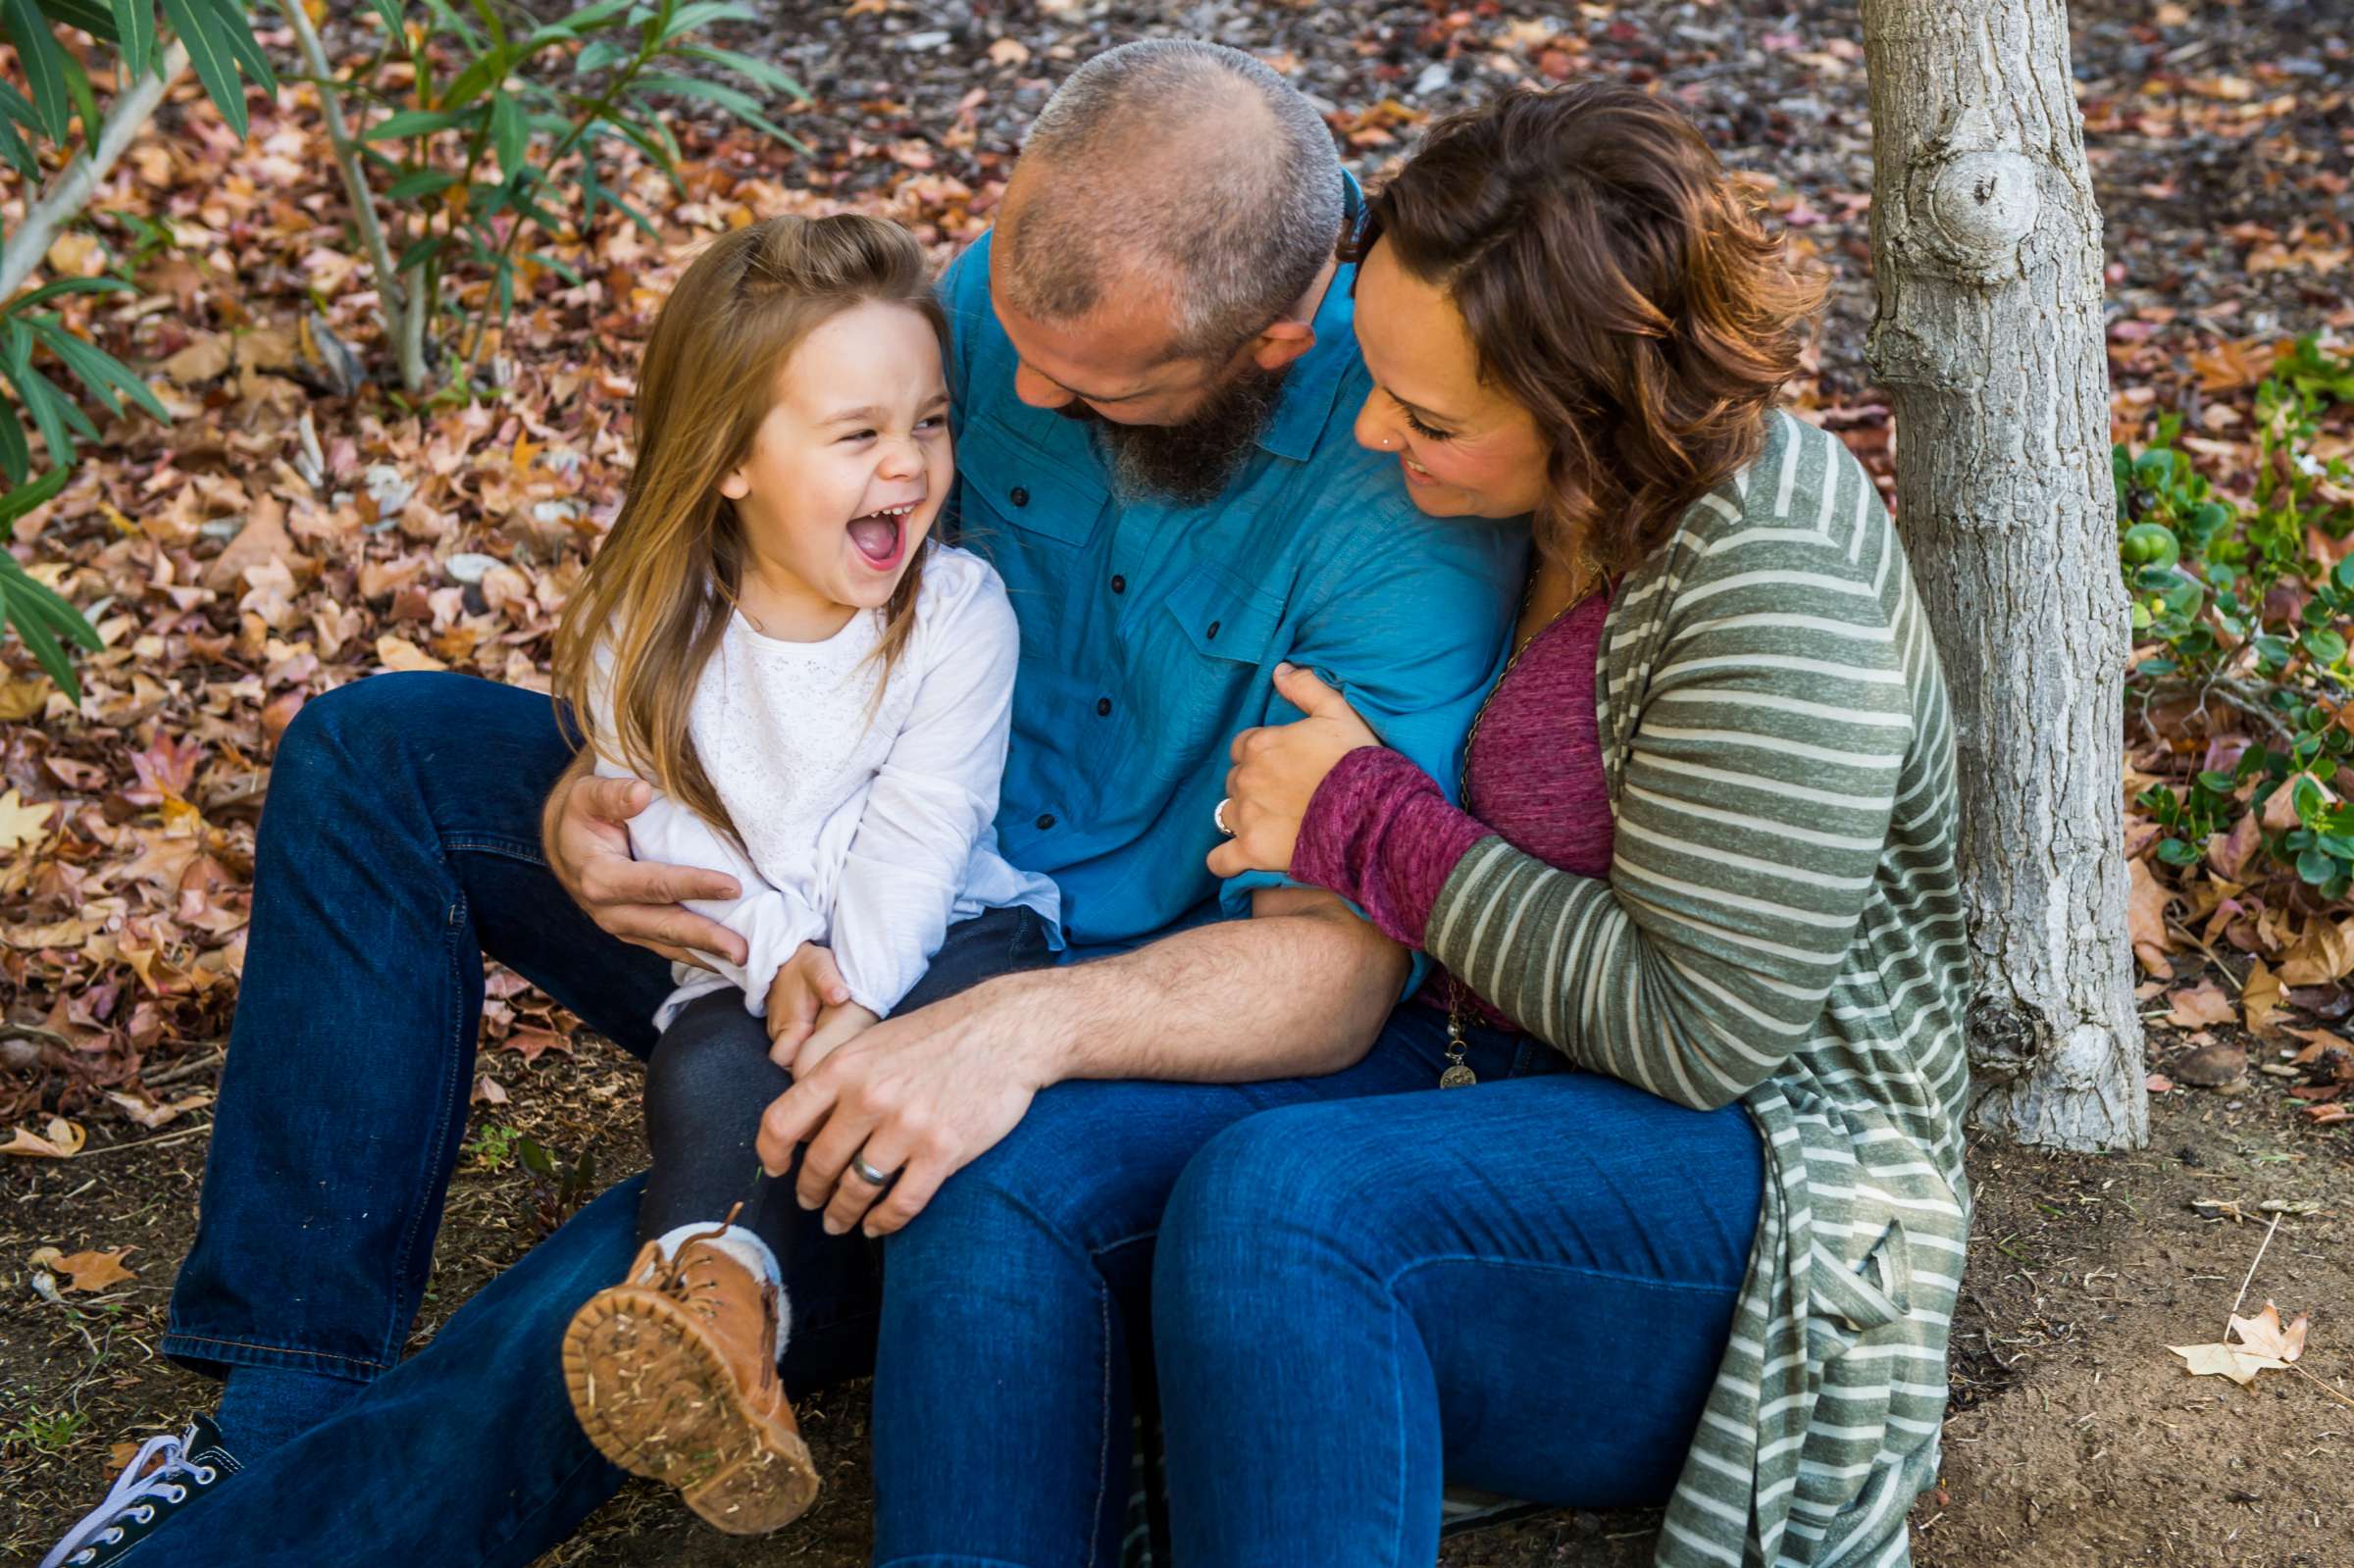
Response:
[1214,797,1235,835]
[848,1153,896,1187]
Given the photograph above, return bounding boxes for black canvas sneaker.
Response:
[39,1414,240,1567]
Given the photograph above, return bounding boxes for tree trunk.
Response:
[1859,0,2145,1149]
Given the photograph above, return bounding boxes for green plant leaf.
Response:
[0,458,73,531]
[33,0,118,39]
[385,168,460,202]
[162,0,250,138]
[368,0,404,38]
[28,319,171,423]
[630,70,797,146]
[105,0,154,81]
[673,42,808,102]
[0,403,28,486]
[2,562,94,699]
[2304,628,2347,667]
[2156,837,2200,868]
[436,44,518,114]
[1,0,72,138]
[196,0,280,95]
[2298,846,2336,885]
[653,0,753,40]
[4,276,131,313]
[395,232,447,274]
[61,45,100,143]
[489,89,527,178]
[363,105,473,140]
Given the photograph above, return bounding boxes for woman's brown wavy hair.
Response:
[1349,83,1822,573]
[551,213,947,843]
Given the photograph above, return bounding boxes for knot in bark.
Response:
[1920,148,2041,280]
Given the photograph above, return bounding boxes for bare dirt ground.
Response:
[7,0,2354,1563]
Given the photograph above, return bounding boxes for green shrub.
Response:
[2125,336,2354,898]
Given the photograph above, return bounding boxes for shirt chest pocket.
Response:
[951,418,1107,662]
[1125,561,1287,784]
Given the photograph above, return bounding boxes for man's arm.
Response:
[756,883,1407,1240]
[1025,885,1407,1082]
[540,748,748,969]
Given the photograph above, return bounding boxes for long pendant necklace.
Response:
[1438,553,1604,1088]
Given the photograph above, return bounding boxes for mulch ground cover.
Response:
[5,0,2352,1562]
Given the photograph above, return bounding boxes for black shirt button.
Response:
[1110,575,1126,594]
[1096,697,1112,717]
[1009,485,1030,508]
[1206,621,1221,639]
[1035,813,1055,831]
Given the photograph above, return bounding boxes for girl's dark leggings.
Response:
[636,903,1057,1270]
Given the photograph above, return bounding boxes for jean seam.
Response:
[379,886,473,1368]
[1088,1272,1110,1568]
[1383,1289,1413,1568]
[441,833,548,865]
[154,1333,386,1376]
[1383,1251,1745,1299]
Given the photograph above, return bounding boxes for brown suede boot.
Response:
[560,1230,819,1535]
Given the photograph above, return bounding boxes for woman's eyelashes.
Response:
[1404,409,1456,442]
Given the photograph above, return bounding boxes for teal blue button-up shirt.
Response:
[939,227,1522,956]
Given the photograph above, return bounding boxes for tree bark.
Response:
[1859,0,2145,1149]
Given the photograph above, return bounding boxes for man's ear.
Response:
[1248,317,1317,374]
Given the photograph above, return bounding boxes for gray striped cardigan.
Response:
[1428,412,1970,1568]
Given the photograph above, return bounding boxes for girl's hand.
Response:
[1207,664,1382,879]
[767,943,852,1060]
[787,1000,881,1078]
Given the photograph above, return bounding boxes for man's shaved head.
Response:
[998,40,1346,361]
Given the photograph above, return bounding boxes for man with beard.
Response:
[45,39,1519,1568]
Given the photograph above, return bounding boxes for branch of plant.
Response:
[0,41,190,302]
[457,55,661,381]
[274,0,424,393]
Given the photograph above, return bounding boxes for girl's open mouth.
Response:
[846,502,917,571]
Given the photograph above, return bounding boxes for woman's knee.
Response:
[1159,1109,1379,1289]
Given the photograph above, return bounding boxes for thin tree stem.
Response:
[0,40,190,303]
[273,0,425,393]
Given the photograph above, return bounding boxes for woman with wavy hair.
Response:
[1168,82,1970,1567]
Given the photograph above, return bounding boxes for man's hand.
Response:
[757,977,1051,1239]
[765,943,853,1062]
[542,756,748,968]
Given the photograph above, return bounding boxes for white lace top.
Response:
[590,543,1059,1026]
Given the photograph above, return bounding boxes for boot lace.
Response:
[644,1200,748,1316]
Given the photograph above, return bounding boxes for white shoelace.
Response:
[40,1424,218,1568]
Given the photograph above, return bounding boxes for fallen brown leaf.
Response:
[46,1247,139,1292]
[2168,979,2237,1029]
[1,1117,86,1157]
[2171,1300,2311,1387]
[2242,957,2285,1037]
[2128,858,2176,977]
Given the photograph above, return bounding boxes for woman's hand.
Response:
[1207,664,1382,879]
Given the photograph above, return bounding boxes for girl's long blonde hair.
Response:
[552,213,947,840]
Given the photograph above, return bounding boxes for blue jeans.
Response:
[1152,1069,1765,1565]
[148,671,1763,1566]
[867,1014,1762,1568]
[153,674,889,1566]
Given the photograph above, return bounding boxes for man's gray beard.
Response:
[1057,362,1289,507]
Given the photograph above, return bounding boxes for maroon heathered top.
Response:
[1291,583,1616,1033]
